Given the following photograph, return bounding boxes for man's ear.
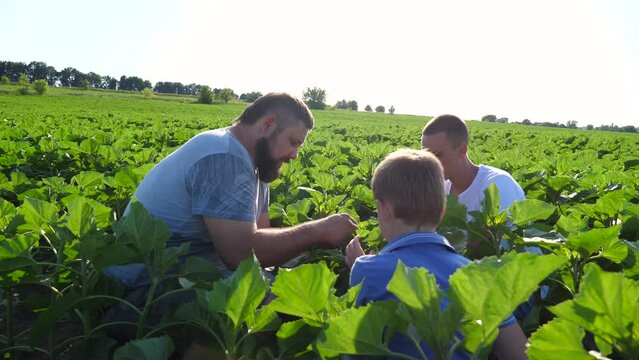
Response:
[260,115,278,137]
[457,142,468,157]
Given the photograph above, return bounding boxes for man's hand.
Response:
[314,213,358,248]
[345,235,365,269]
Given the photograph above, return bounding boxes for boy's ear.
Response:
[377,199,394,222]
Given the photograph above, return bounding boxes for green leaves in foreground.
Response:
[543,264,639,357]
[387,261,464,360]
[448,252,567,354]
[267,263,337,324]
[113,200,171,259]
[315,303,398,358]
[207,254,271,329]
[527,318,596,360]
[113,336,174,360]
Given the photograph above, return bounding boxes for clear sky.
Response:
[2,0,638,127]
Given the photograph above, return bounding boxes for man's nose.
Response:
[290,147,299,160]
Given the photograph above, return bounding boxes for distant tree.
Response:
[85,72,102,88]
[375,105,385,113]
[184,83,201,96]
[45,66,58,85]
[17,73,29,94]
[347,100,358,111]
[522,119,531,125]
[198,85,214,104]
[566,120,578,129]
[118,75,148,91]
[621,125,637,133]
[1,61,28,81]
[108,77,118,90]
[239,91,263,103]
[80,79,90,90]
[217,88,235,103]
[364,105,372,112]
[496,117,508,123]
[142,87,153,99]
[27,61,48,81]
[33,79,48,95]
[0,75,8,84]
[481,114,497,122]
[335,99,349,109]
[586,124,594,130]
[59,67,79,87]
[389,105,395,114]
[302,87,327,110]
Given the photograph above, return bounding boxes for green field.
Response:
[1,85,638,359]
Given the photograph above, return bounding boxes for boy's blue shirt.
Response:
[350,231,516,359]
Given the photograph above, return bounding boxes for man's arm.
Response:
[256,212,270,229]
[204,213,357,270]
[492,323,528,360]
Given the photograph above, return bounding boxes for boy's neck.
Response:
[384,220,437,243]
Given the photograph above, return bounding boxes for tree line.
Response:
[0,60,258,101]
[302,86,395,114]
[481,114,637,133]
[1,60,396,112]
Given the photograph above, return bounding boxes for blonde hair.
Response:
[371,149,446,227]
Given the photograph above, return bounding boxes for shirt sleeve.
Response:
[186,153,257,221]
[350,255,392,305]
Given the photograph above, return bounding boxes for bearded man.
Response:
[103,93,357,344]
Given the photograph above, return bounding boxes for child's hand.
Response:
[345,235,366,269]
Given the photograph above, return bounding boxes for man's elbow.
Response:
[218,248,257,271]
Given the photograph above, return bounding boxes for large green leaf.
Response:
[0,198,16,229]
[105,166,142,189]
[113,200,170,258]
[594,190,631,218]
[315,303,396,358]
[113,336,174,360]
[66,196,94,238]
[509,199,556,226]
[387,261,464,360]
[566,225,627,262]
[17,196,59,232]
[555,214,589,236]
[276,319,321,359]
[549,264,639,356]
[71,171,104,189]
[527,318,594,360]
[482,182,501,218]
[207,254,269,328]
[267,263,337,324]
[448,252,567,354]
[0,233,38,260]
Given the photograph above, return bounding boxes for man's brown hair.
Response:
[234,92,314,132]
[421,114,469,148]
[372,149,446,227]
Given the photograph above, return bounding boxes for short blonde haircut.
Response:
[371,149,446,227]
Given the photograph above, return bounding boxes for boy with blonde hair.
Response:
[345,149,527,359]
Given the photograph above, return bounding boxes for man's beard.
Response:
[255,136,282,183]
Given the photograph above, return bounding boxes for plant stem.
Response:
[5,287,13,360]
[135,279,159,339]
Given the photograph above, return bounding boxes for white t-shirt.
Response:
[445,164,524,217]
